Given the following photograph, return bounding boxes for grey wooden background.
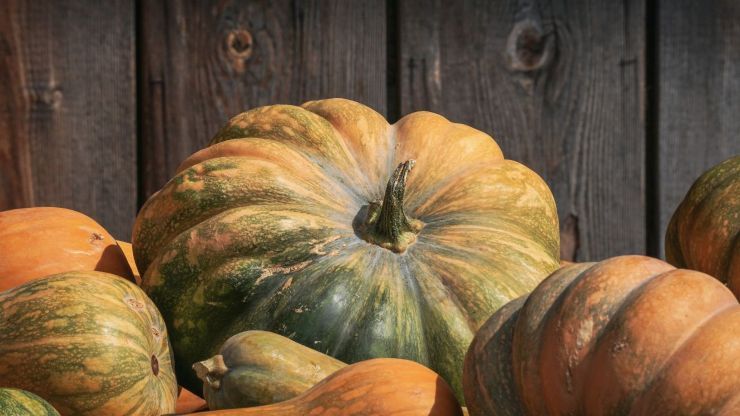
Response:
[1,0,738,262]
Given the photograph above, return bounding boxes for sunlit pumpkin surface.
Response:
[464,256,740,415]
[133,98,560,399]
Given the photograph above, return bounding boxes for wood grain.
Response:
[139,0,386,202]
[658,1,740,256]
[0,0,136,239]
[398,0,646,262]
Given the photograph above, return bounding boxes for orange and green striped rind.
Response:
[0,272,178,415]
[0,388,60,415]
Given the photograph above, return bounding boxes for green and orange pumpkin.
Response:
[0,271,177,415]
[193,330,346,409]
[0,388,60,416]
[666,155,739,296]
[463,255,740,415]
[133,98,561,398]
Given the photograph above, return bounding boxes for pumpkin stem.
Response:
[362,160,424,253]
[193,355,228,390]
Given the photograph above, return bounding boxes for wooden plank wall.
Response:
[1,0,738,262]
[399,0,646,261]
[658,0,740,255]
[138,0,386,201]
[0,0,136,238]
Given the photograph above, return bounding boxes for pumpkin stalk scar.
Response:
[360,160,424,253]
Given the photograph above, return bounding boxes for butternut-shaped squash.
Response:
[194,331,346,409]
[183,358,461,415]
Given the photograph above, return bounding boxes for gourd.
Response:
[0,207,134,290]
[183,358,461,416]
[463,256,740,415]
[666,155,739,296]
[0,271,178,415]
[0,388,60,416]
[193,330,346,409]
[133,98,561,398]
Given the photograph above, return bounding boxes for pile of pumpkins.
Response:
[0,99,737,415]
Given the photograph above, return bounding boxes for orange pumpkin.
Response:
[464,256,740,415]
[188,358,462,416]
[0,207,134,290]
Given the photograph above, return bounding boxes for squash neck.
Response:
[361,160,423,253]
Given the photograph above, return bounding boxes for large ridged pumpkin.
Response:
[0,272,178,415]
[666,155,739,296]
[133,98,561,398]
[463,255,740,415]
[0,388,60,415]
[189,358,462,416]
[0,207,134,290]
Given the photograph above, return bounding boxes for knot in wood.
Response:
[226,29,253,60]
[506,19,552,72]
[31,85,63,109]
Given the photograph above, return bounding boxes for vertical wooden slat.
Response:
[399,0,646,261]
[658,1,740,256]
[0,0,136,239]
[139,0,387,201]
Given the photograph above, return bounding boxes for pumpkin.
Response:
[0,271,178,415]
[182,358,461,416]
[193,330,346,409]
[463,255,740,415]
[0,207,134,290]
[133,98,560,398]
[0,388,60,415]
[666,155,739,296]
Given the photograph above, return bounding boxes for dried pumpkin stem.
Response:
[193,355,228,390]
[363,160,424,253]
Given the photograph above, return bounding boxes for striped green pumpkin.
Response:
[0,272,177,415]
[666,155,740,297]
[0,388,60,415]
[133,98,561,400]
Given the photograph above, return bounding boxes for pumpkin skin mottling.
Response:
[464,256,740,415]
[0,272,178,416]
[666,155,740,297]
[0,388,60,415]
[133,98,561,400]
